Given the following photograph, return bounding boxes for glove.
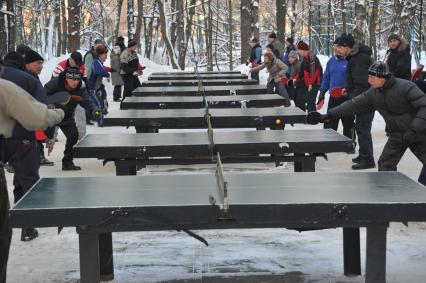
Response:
[92,109,102,119]
[321,113,333,123]
[316,91,326,110]
[403,130,419,147]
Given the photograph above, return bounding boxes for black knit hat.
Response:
[128,40,137,48]
[25,50,44,64]
[16,44,32,56]
[286,37,294,45]
[388,33,401,42]
[70,51,83,66]
[368,61,391,78]
[4,51,25,67]
[336,33,355,48]
[65,67,83,80]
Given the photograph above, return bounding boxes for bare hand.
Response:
[132,71,139,76]
[46,139,55,156]
[308,85,312,92]
[342,88,348,96]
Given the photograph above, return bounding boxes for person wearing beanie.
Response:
[321,61,426,173]
[120,40,142,98]
[283,37,296,68]
[286,50,301,101]
[246,38,262,84]
[296,41,323,112]
[385,33,411,80]
[250,52,291,106]
[0,78,64,282]
[333,33,375,171]
[317,43,354,142]
[267,32,285,59]
[52,51,85,78]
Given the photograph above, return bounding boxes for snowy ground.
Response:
[5,56,426,283]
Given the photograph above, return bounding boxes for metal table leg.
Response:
[115,162,137,176]
[343,228,361,276]
[365,224,388,283]
[99,233,114,281]
[79,232,100,283]
[294,154,316,172]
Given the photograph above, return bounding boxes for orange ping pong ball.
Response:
[275,118,282,125]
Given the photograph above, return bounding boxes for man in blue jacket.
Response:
[246,38,262,83]
[317,39,355,140]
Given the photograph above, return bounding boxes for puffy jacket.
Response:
[251,57,288,83]
[248,43,262,66]
[110,48,124,86]
[83,48,96,79]
[52,59,86,78]
[329,76,426,134]
[44,71,95,121]
[120,49,140,75]
[320,56,348,92]
[300,51,323,86]
[346,41,373,98]
[87,58,110,91]
[385,38,412,80]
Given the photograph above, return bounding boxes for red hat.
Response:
[297,41,310,51]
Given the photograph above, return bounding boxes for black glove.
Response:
[321,113,333,123]
[403,130,419,147]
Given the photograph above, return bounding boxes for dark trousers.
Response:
[266,80,291,105]
[286,85,296,101]
[122,74,141,98]
[59,119,79,166]
[355,111,375,163]
[293,84,319,112]
[250,71,260,84]
[378,133,426,171]
[324,97,355,139]
[0,165,11,283]
[4,139,40,203]
[38,140,45,159]
[113,85,122,101]
[419,166,426,185]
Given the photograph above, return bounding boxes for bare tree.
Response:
[392,0,416,40]
[228,0,233,70]
[15,0,24,45]
[370,0,380,59]
[353,1,369,43]
[55,1,61,56]
[67,0,81,51]
[276,0,288,44]
[156,0,179,69]
[341,0,347,33]
[114,0,124,40]
[61,0,67,54]
[127,0,135,41]
[176,0,185,69]
[240,0,252,62]
[134,0,144,50]
[6,0,15,51]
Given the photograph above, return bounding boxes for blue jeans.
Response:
[419,166,426,186]
[355,111,375,163]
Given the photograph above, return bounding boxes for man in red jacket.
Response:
[52,51,85,78]
[296,41,323,112]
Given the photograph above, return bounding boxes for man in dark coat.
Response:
[385,34,412,80]
[337,33,375,169]
[324,61,426,171]
[246,38,262,84]
[44,67,98,171]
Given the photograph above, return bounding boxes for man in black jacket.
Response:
[324,61,426,170]
[0,51,57,241]
[385,34,412,80]
[337,33,375,169]
[45,67,98,171]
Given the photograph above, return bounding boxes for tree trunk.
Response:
[341,0,346,33]
[201,0,213,70]
[170,0,178,48]
[353,1,369,44]
[228,0,233,70]
[61,0,67,54]
[308,0,312,46]
[0,0,7,56]
[156,0,179,69]
[240,0,252,62]
[290,0,296,38]
[127,0,135,41]
[394,0,416,41]
[251,0,259,40]
[276,0,287,45]
[135,0,144,51]
[144,3,156,58]
[56,0,61,56]
[6,0,15,52]
[183,0,196,63]
[176,0,185,69]
[114,0,124,41]
[369,0,379,59]
[15,0,23,45]
[67,0,81,51]
[47,0,57,59]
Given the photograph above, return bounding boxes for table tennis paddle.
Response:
[316,99,324,110]
[330,87,345,98]
[305,111,322,125]
[48,91,71,106]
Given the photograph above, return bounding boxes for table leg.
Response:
[135,126,157,133]
[343,228,361,276]
[115,162,137,176]
[79,232,100,283]
[99,233,114,281]
[365,224,388,283]
[294,154,316,172]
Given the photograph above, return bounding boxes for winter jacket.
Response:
[0,56,57,139]
[320,56,348,92]
[385,39,412,80]
[300,51,323,86]
[110,48,124,86]
[120,49,140,75]
[272,39,285,59]
[283,44,296,65]
[44,71,95,121]
[329,76,426,134]
[0,78,64,138]
[52,59,86,78]
[251,57,288,83]
[87,58,110,91]
[289,59,301,80]
[346,41,373,98]
[248,44,262,66]
[83,48,96,79]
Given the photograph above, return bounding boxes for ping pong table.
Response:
[150,71,241,75]
[10,171,426,283]
[132,84,267,96]
[148,72,248,80]
[103,107,306,133]
[141,78,257,86]
[73,129,354,175]
[120,94,287,109]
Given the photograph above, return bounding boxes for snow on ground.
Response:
[5,55,426,283]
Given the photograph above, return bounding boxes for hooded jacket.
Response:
[329,76,426,134]
[386,38,412,80]
[346,41,373,98]
[251,57,288,83]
